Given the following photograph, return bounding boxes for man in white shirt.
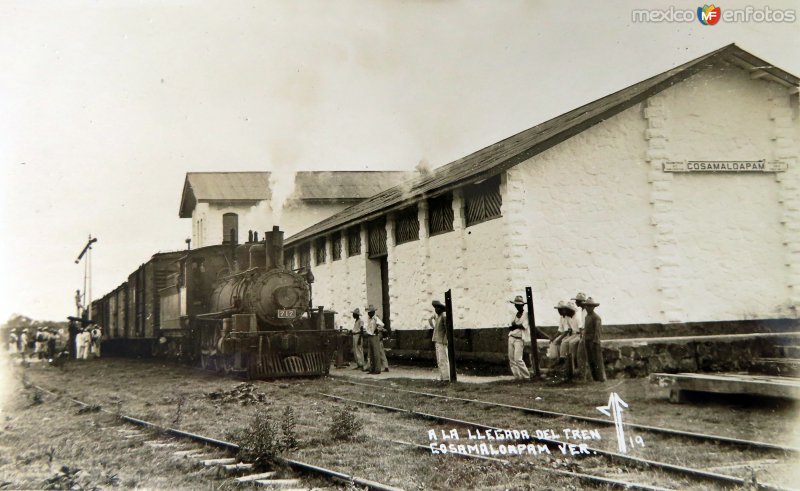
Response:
[558,303,579,359]
[428,300,449,381]
[565,293,588,370]
[551,300,570,359]
[363,305,386,374]
[350,308,365,370]
[508,295,531,380]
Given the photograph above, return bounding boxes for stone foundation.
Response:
[386,319,800,378]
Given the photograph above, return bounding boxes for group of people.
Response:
[342,293,606,383]
[7,326,61,361]
[348,305,390,374]
[73,324,102,360]
[425,292,606,382]
[549,292,606,382]
[5,323,103,363]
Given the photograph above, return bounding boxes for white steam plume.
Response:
[268,162,297,229]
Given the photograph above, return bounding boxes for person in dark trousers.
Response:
[366,307,389,372]
[583,297,606,381]
[46,328,57,359]
[363,305,384,374]
[68,319,78,359]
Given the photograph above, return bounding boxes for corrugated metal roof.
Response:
[179,172,270,218]
[284,44,799,246]
[179,171,413,217]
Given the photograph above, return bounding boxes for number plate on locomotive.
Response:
[277,309,296,319]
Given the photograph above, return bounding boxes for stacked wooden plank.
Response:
[649,372,800,403]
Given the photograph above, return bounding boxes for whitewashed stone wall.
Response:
[515,103,654,327]
[515,62,798,326]
[661,64,795,322]
[304,225,368,329]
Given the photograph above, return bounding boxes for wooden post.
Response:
[526,287,541,378]
[444,289,457,383]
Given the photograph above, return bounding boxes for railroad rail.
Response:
[320,392,791,491]
[335,378,800,454]
[27,383,404,491]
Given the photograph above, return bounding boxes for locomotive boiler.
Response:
[94,226,336,378]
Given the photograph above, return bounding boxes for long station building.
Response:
[277,44,799,343]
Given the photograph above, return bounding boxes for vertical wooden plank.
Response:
[526,287,541,378]
[444,289,457,383]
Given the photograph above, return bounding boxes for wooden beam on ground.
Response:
[236,472,276,483]
[650,372,800,402]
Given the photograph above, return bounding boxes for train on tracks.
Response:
[90,226,336,378]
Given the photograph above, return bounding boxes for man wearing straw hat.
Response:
[350,308,365,370]
[583,297,606,381]
[550,301,572,364]
[428,300,450,381]
[559,301,581,373]
[508,295,531,380]
[363,305,385,374]
[364,305,389,373]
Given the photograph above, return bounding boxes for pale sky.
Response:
[1,0,798,321]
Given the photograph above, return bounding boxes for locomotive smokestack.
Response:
[263,225,284,271]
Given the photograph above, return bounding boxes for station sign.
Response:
[663,160,788,173]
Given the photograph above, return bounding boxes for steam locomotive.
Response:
[90,227,336,378]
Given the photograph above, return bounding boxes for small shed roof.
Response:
[285,44,799,246]
[179,172,270,217]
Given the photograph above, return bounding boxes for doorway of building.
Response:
[380,257,390,331]
[365,256,390,329]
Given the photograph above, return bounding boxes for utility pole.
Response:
[75,235,98,316]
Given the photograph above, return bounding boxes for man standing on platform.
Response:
[508,295,531,380]
[583,297,606,381]
[363,305,385,374]
[429,300,450,381]
[350,308,365,370]
[367,307,390,372]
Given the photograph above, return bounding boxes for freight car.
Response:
[91,226,336,378]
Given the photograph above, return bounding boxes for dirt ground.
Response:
[1,356,798,490]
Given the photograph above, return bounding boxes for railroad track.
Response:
[26,383,403,491]
[319,381,796,491]
[336,379,800,454]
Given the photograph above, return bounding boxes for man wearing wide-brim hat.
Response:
[558,301,581,375]
[550,301,573,365]
[507,295,531,380]
[428,300,450,381]
[363,305,388,374]
[583,297,606,382]
[349,308,365,370]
